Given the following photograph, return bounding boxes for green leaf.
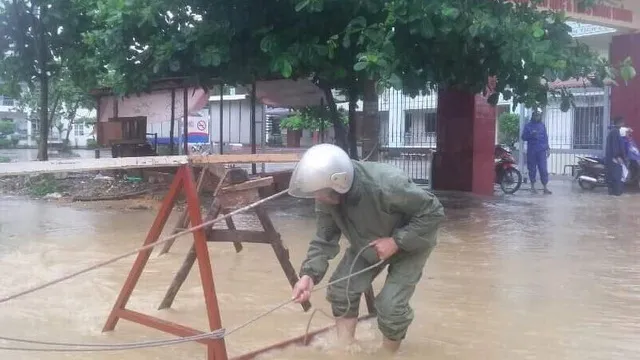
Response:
[388,74,402,89]
[260,36,273,53]
[620,61,637,84]
[295,0,311,12]
[353,62,368,71]
[532,26,545,39]
[441,6,460,19]
[280,59,293,78]
[342,35,351,49]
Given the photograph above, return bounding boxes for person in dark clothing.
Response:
[521,108,552,194]
[605,116,626,196]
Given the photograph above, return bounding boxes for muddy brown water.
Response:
[0,181,639,360]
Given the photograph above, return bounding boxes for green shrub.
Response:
[27,175,61,197]
[498,112,520,148]
[86,138,99,149]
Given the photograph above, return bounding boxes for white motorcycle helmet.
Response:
[288,143,354,198]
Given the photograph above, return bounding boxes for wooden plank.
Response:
[206,229,274,244]
[255,205,311,312]
[189,153,301,165]
[218,190,261,209]
[158,245,197,310]
[219,177,274,194]
[117,308,215,345]
[230,314,376,360]
[102,166,184,332]
[0,153,301,177]
[222,210,244,253]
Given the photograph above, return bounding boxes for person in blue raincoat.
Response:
[521,108,552,194]
[604,116,626,196]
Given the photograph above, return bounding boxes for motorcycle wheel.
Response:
[578,178,597,190]
[499,167,522,194]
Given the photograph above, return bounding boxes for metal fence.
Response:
[374,85,611,185]
[377,88,438,184]
[521,86,610,177]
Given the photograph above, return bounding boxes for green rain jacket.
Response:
[299,160,445,285]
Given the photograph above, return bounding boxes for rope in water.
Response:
[0,187,384,352]
[0,253,383,351]
[0,189,289,305]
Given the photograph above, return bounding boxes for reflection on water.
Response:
[0,180,639,360]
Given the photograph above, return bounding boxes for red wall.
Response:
[432,89,496,195]
[611,33,640,140]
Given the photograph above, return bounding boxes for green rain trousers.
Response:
[299,160,445,341]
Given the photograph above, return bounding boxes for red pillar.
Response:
[611,33,640,140]
[432,89,496,196]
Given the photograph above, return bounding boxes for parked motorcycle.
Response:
[495,144,523,194]
[575,155,606,190]
[576,128,640,190]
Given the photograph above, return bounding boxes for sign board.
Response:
[187,116,209,144]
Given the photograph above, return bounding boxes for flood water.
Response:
[0,180,639,360]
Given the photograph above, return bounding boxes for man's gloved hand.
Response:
[292,275,314,303]
[371,237,399,261]
[546,149,550,158]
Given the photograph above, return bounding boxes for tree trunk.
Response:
[318,82,348,152]
[64,102,80,144]
[347,81,359,160]
[361,79,380,161]
[36,4,49,161]
[37,75,49,161]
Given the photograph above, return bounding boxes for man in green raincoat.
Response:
[289,143,445,353]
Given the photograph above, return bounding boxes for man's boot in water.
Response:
[335,317,358,346]
[379,337,401,355]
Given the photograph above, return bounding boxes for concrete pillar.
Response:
[432,89,497,195]
[610,33,640,138]
[387,89,405,147]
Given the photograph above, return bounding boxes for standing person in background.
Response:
[521,108,552,194]
[605,116,626,196]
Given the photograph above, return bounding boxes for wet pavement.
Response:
[0,179,638,360]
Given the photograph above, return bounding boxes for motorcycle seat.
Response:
[584,156,604,164]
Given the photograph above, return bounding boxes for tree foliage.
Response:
[0,0,94,160]
[280,106,348,132]
[81,0,635,107]
[299,0,636,109]
[0,120,13,136]
[498,112,521,148]
[5,0,631,158]
[16,67,95,145]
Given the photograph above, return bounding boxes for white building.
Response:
[0,94,29,145]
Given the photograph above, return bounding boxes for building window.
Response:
[1,96,14,106]
[573,106,603,150]
[74,124,85,136]
[405,112,437,134]
[423,112,437,133]
[31,121,38,134]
